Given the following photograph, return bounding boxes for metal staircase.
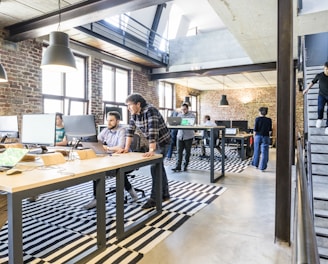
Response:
[305,65,328,262]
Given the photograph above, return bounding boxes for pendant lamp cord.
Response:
[57,0,61,31]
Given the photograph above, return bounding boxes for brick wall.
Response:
[0,33,304,137]
[0,35,43,130]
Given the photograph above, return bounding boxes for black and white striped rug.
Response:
[165,146,252,173]
[0,175,226,263]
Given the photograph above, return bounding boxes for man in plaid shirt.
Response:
[117,93,171,209]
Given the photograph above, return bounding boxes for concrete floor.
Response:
[139,148,292,264]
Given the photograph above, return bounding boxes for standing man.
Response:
[117,93,171,209]
[172,103,195,172]
[251,107,272,172]
[82,111,138,210]
[303,61,328,134]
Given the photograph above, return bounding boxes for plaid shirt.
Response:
[126,104,170,146]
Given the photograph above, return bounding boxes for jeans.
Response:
[167,129,178,158]
[251,135,269,170]
[150,144,170,200]
[317,94,328,127]
[176,138,193,169]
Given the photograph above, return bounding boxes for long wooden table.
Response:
[168,125,225,183]
[0,152,163,264]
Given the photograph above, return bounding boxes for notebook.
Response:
[81,141,112,155]
[167,116,182,126]
[0,148,29,171]
[180,117,195,126]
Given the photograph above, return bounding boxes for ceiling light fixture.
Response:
[219,76,229,107]
[40,0,76,72]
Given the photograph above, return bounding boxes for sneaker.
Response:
[141,198,156,209]
[171,167,181,172]
[325,127,328,135]
[128,187,138,202]
[82,198,97,210]
[27,196,39,202]
[316,119,323,128]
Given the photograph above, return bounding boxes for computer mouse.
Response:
[6,169,23,175]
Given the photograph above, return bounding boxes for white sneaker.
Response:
[325,127,328,135]
[82,198,97,210]
[316,119,323,128]
[128,187,138,202]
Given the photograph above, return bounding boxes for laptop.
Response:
[81,141,112,155]
[225,128,239,135]
[167,116,182,126]
[180,117,195,126]
[0,148,29,171]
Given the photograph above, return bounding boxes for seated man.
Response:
[82,111,138,210]
[200,115,225,158]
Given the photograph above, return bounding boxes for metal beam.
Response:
[275,0,293,243]
[150,62,277,80]
[5,0,172,42]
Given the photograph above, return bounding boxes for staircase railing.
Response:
[293,136,319,263]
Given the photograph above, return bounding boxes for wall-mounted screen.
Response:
[63,115,97,142]
[0,115,19,138]
[21,114,56,147]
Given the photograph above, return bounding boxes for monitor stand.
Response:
[28,145,54,155]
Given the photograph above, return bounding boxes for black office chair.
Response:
[107,134,145,202]
[199,129,225,161]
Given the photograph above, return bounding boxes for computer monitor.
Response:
[231,120,248,132]
[0,115,19,139]
[215,120,231,128]
[21,113,56,151]
[63,115,98,142]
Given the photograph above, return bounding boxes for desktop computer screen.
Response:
[231,120,248,132]
[0,115,19,139]
[63,115,98,142]
[215,120,231,128]
[21,113,56,147]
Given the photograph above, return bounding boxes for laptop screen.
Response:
[0,148,29,167]
[180,118,195,126]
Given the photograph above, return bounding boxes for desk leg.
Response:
[155,160,162,212]
[7,193,23,264]
[116,169,125,237]
[209,129,215,183]
[240,138,245,160]
[95,175,106,248]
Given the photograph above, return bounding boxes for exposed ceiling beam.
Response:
[150,62,277,80]
[5,0,172,42]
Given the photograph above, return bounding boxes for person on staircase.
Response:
[303,61,328,135]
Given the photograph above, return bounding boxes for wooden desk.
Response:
[225,133,253,160]
[0,152,163,264]
[168,125,225,183]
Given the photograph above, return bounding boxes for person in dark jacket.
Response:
[251,107,272,171]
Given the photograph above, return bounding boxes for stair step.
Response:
[315,210,328,229]
[313,176,328,186]
[318,247,328,261]
[314,198,328,210]
[316,228,328,247]
[310,145,328,154]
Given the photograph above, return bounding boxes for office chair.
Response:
[107,134,145,202]
[199,129,225,161]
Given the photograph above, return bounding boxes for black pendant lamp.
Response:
[184,96,191,106]
[219,75,229,106]
[219,95,229,106]
[40,0,76,72]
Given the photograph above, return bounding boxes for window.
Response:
[42,51,88,115]
[189,95,198,123]
[158,82,174,120]
[102,64,130,124]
